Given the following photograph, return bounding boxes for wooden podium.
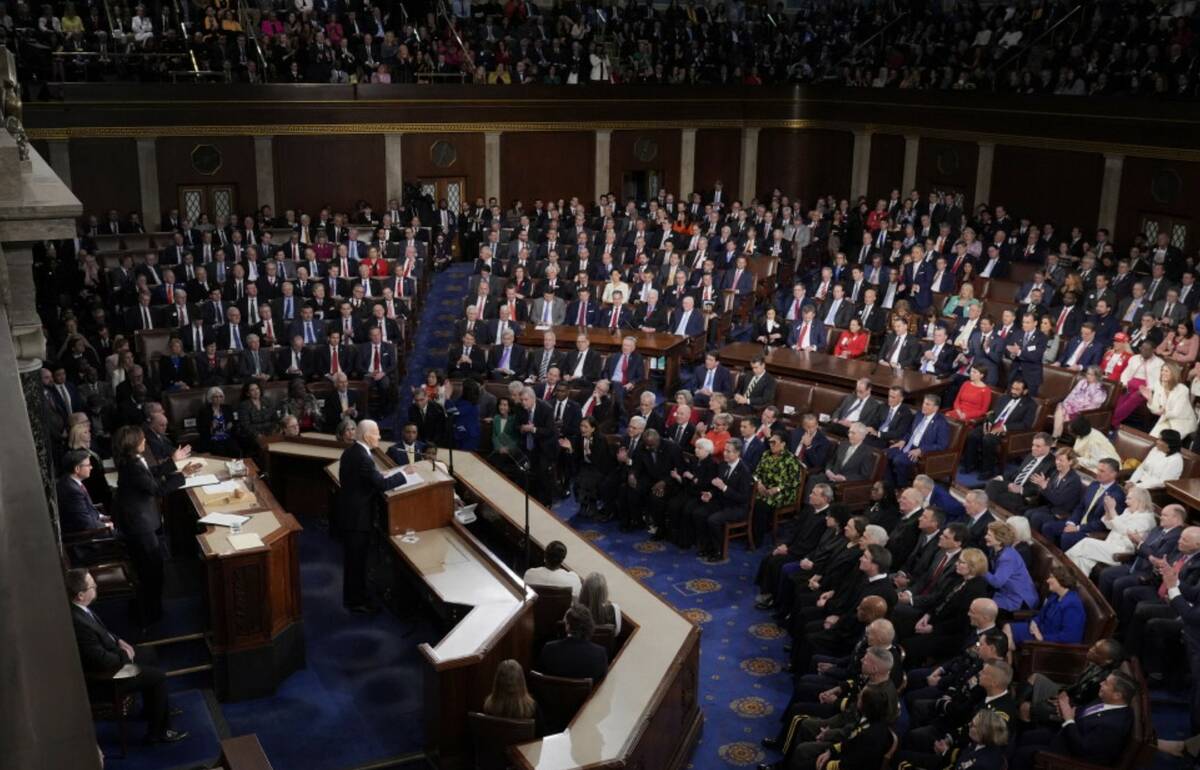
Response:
[190,457,305,701]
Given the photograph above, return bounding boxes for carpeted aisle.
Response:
[219,516,438,770]
[390,263,472,434]
[551,497,794,769]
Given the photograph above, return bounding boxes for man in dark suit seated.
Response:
[690,351,734,407]
[447,331,487,379]
[959,378,1036,477]
[337,420,407,612]
[877,316,922,369]
[886,395,950,489]
[358,327,397,409]
[787,305,828,352]
[666,295,705,337]
[321,372,361,431]
[58,450,113,565]
[805,422,876,497]
[66,568,188,743]
[917,327,957,378]
[1041,458,1125,550]
[408,388,447,444]
[386,423,427,467]
[983,433,1055,513]
[600,336,645,393]
[733,357,777,412]
[1012,671,1138,770]
[826,378,885,437]
[486,328,527,380]
[692,438,753,562]
[536,604,608,686]
[561,334,603,385]
[867,386,915,449]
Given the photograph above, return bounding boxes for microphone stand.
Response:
[499,445,534,575]
[443,401,459,476]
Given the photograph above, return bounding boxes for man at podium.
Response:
[338,420,407,613]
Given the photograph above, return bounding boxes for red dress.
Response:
[948,382,992,423]
[834,331,869,359]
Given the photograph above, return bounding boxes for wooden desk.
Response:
[1165,478,1200,516]
[516,326,690,390]
[447,451,702,770]
[393,524,535,767]
[189,456,305,701]
[719,341,946,400]
[261,435,347,520]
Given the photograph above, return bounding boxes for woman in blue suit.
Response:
[450,378,482,451]
[983,521,1039,621]
[1007,564,1087,646]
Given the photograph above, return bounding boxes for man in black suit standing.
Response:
[517,386,559,504]
[66,568,188,743]
[57,450,109,535]
[408,388,447,445]
[694,438,753,562]
[337,420,407,613]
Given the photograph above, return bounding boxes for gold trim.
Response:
[23,118,1200,162]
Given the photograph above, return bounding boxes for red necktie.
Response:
[620,354,629,379]
[265,320,273,340]
[610,308,619,330]
[792,299,801,318]
[1161,554,1193,598]
[373,345,381,372]
[1056,308,1068,335]
[796,322,809,349]
[952,254,965,273]
[584,399,595,416]
[331,348,340,374]
[166,284,173,304]
[577,302,586,325]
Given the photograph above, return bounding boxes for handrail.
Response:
[435,0,475,72]
[848,10,909,58]
[237,0,270,78]
[173,0,201,76]
[994,0,1087,77]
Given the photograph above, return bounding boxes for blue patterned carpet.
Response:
[551,496,793,769]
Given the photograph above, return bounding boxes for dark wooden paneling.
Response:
[273,136,386,216]
[867,133,905,200]
[157,136,258,221]
[755,128,853,207]
[401,133,485,205]
[1116,156,1200,247]
[914,138,979,209]
[67,138,140,218]
[609,129,681,199]
[499,131,594,207]
[991,145,1103,234]
[694,128,741,201]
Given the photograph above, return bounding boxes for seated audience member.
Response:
[482,659,542,732]
[1111,342,1164,429]
[1017,638,1124,728]
[886,395,950,489]
[750,431,802,542]
[945,364,992,424]
[1069,417,1119,473]
[1052,366,1108,439]
[984,432,1056,514]
[1042,457,1125,551]
[983,521,1039,618]
[1006,564,1087,647]
[1128,429,1184,490]
[579,572,621,635]
[1147,364,1197,439]
[902,558,994,667]
[66,568,188,744]
[1012,671,1139,770]
[951,710,1011,770]
[959,377,1036,477]
[523,540,582,598]
[536,604,608,685]
[197,386,240,457]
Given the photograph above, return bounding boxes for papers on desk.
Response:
[402,469,424,487]
[227,532,265,551]
[201,480,240,495]
[181,473,221,489]
[534,325,551,331]
[198,512,251,528]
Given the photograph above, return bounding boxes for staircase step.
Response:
[167,663,214,678]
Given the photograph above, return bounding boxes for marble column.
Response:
[739,127,759,201]
[594,130,611,203]
[973,141,995,209]
[679,128,697,197]
[1098,153,1125,238]
[850,130,872,200]
[254,136,275,213]
[135,137,161,223]
[384,133,404,204]
[485,131,502,203]
[48,140,71,190]
[901,135,920,194]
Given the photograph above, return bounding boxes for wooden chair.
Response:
[591,623,616,659]
[529,584,575,651]
[527,670,593,734]
[916,417,967,483]
[87,668,139,758]
[770,486,806,541]
[467,712,537,770]
[721,485,758,559]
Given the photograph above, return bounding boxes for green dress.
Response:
[754,450,801,509]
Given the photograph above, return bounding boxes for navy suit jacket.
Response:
[901,412,951,453]
[1057,336,1104,369]
[1071,481,1126,532]
[666,308,705,336]
[597,305,633,329]
[692,364,734,398]
[787,318,828,349]
[1049,704,1134,765]
[602,350,646,385]
[564,299,597,327]
[788,428,831,469]
[57,475,104,533]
